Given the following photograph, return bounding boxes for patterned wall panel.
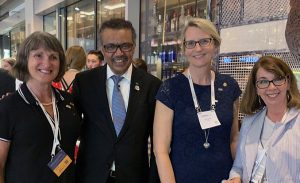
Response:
[220,0,290,28]
[218,51,300,120]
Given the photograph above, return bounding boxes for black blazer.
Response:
[0,69,15,97]
[73,65,161,183]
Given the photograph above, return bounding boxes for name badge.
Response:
[48,149,72,177]
[197,110,221,129]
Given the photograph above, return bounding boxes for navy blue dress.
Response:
[156,73,241,183]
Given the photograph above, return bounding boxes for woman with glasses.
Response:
[224,56,300,183]
[153,18,241,183]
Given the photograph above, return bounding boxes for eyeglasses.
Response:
[183,38,213,49]
[103,43,134,53]
[256,76,287,89]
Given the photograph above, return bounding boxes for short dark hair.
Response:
[99,18,136,45]
[13,31,66,82]
[88,50,104,61]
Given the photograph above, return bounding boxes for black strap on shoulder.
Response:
[60,78,74,91]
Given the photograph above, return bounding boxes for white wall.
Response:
[34,0,63,14]
[126,0,140,58]
[220,20,289,54]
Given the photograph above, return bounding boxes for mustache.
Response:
[112,55,129,62]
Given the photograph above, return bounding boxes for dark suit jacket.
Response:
[73,65,161,183]
[0,69,15,97]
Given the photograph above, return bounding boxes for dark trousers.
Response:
[106,170,116,183]
[106,177,116,183]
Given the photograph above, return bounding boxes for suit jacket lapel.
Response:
[92,65,118,140]
[244,108,266,179]
[117,67,142,140]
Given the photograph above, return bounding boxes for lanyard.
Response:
[27,86,61,158]
[250,111,288,182]
[187,69,216,112]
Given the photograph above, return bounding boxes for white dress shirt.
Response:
[106,64,132,114]
[106,64,132,171]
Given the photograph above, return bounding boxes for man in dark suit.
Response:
[73,19,161,183]
[0,68,15,98]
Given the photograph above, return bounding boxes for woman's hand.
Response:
[221,177,241,183]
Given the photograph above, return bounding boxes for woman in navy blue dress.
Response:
[153,18,241,183]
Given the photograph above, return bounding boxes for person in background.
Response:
[0,31,81,183]
[224,56,300,183]
[86,50,104,70]
[153,18,241,183]
[1,58,15,73]
[0,69,15,98]
[0,58,23,98]
[52,45,86,93]
[73,18,161,183]
[133,58,148,72]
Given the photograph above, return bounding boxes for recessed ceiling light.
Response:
[104,3,125,10]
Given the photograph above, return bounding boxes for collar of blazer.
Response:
[243,107,299,178]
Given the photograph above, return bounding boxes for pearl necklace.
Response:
[41,102,53,106]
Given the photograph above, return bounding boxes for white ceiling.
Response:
[0,0,25,35]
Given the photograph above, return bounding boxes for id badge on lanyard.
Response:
[27,87,72,177]
[187,70,221,130]
[197,110,221,129]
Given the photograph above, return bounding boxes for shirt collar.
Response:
[107,64,132,82]
[18,83,64,106]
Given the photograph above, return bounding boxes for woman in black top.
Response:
[0,31,81,183]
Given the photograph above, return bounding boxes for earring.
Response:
[258,95,262,105]
[287,91,291,102]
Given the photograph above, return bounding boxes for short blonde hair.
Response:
[180,18,221,51]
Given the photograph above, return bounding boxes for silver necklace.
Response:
[203,129,210,149]
[186,69,216,150]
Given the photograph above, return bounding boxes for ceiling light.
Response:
[75,7,80,11]
[80,11,95,16]
[104,3,125,10]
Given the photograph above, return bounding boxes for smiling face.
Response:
[27,47,60,86]
[100,28,135,75]
[256,67,289,109]
[184,26,217,69]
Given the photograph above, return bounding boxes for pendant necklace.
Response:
[203,129,210,149]
[187,69,217,150]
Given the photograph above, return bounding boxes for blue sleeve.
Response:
[231,77,242,101]
[155,79,175,110]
